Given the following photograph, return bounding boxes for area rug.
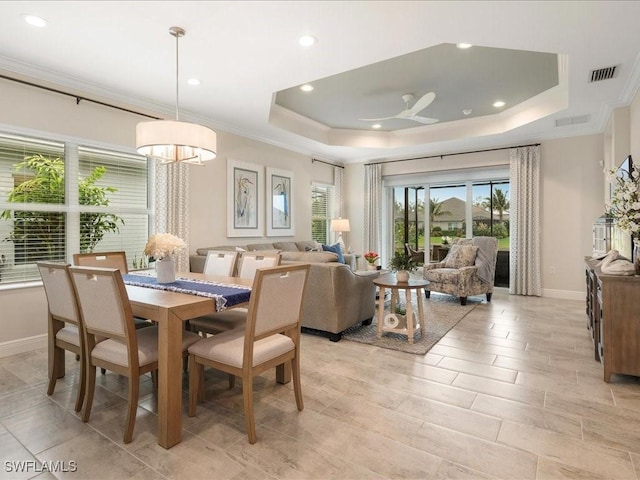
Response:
[341,294,481,355]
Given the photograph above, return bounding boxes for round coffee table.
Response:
[373,274,428,344]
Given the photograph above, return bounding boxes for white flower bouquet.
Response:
[607,168,640,237]
[144,233,186,261]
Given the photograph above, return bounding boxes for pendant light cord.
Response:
[169,26,185,121]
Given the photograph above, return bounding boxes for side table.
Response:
[373,275,428,344]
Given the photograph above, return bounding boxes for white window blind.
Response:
[0,132,151,285]
[311,183,333,244]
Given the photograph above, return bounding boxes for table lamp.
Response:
[330,218,350,251]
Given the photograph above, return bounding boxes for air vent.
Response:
[555,114,591,127]
[589,66,618,82]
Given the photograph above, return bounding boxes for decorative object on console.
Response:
[596,249,635,276]
[144,233,186,283]
[330,217,350,250]
[388,251,417,282]
[606,156,638,263]
[635,240,640,275]
[364,251,380,270]
[136,27,216,164]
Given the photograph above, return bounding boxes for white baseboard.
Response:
[542,288,585,301]
[0,334,47,358]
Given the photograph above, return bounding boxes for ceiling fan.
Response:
[359,92,439,125]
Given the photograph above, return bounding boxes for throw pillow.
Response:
[444,244,478,269]
[321,243,345,263]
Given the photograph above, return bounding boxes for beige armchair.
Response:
[423,237,498,305]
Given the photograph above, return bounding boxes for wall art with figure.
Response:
[227,158,263,237]
[266,167,294,237]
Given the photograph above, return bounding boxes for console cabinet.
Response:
[585,257,640,382]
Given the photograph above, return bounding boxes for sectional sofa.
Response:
[190,240,377,341]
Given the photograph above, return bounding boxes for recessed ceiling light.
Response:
[493,100,506,108]
[23,14,47,27]
[300,84,314,92]
[462,109,472,115]
[457,43,472,49]
[298,35,317,47]
[187,78,201,86]
[372,124,382,129]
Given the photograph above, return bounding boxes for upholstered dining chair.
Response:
[37,262,86,412]
[73,251,153,330]
[188,263,310,444]
[189,251,282,337]
[69,266,200,443]
[202,250,239,276]
[423,236,498,305]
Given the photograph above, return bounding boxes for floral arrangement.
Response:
[441,236,452,245]
[144,233,186,261]
[363,251,380,264]
[606,168,640,237]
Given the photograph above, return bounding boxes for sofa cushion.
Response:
[296,240,321,252]
[272,241,299,252]
[196,246,240,255]
[246,243,276,251]
[444,244,478,269]
[322,243,345,263]
[280,251,339,263]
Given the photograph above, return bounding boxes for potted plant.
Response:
[388,252,417,282]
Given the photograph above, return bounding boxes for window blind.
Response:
[311,183,333,244]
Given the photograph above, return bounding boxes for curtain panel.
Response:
[364,163,382,253]
[509,146,541,296]
[155,163,190,272]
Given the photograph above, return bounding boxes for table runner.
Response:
[122,274,251,312]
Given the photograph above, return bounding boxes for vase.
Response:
[156,255,176,283]
[396,270,410,282]
[634,240,640,276]
[367,264,378,271]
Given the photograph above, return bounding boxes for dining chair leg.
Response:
[291,358,304,412]
[188,356,200,417]
[74,354,86,413]
[242,376,257,444]
[47,345,64,396]
[124,373,139,444]
[82,366,97,422]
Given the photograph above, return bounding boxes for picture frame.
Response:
[266,167,294,237]
[227,158,263,237]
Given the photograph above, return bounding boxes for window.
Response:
[311,183,334,244]
[392,187,425,255]
[0,132,151,285]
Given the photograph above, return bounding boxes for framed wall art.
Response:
[266,167,294,237]
[227,158,263,237]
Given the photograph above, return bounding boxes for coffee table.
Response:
[373,274,428,344]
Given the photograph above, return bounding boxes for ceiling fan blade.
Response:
[408,92,436,115]
[358,115,398,122]
[410,115,439,125]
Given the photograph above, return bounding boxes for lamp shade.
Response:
[136,119,217,164]
[330,218,351,233]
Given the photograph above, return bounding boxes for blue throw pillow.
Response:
[322,243,345,263]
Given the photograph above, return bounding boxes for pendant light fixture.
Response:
[136,26,216,164]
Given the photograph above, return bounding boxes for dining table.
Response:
[123,271,254,449]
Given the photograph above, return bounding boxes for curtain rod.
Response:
[365,143,541,166]
[0,74,161,120]
[311,157,344,169]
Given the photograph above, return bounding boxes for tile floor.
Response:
[1,289,640,479]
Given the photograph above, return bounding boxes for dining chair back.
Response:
[203,250,239,277]
[37,262,86,412]
[237,252,281,279]
[73,251,129,273]
[188,263,310,443]
[69,265,200,443]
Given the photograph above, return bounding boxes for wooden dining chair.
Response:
[37,262,87,413]
[73,251,153,330]
[202,250,239,276]
[188,263,310,444]
[69,266,200,443]
[189,252,281,337]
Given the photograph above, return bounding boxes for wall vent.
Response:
[555,114,591,127]
[589,65,618,82]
